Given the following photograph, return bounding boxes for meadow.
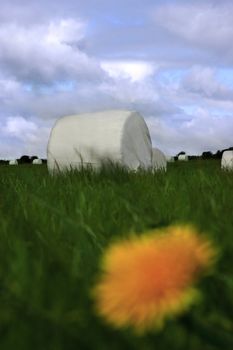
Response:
[0,160,232,350]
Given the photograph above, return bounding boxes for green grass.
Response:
[0,160,232,350]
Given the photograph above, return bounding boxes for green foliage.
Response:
[0,161,232,349]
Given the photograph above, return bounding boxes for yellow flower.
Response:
[92,225,216,333]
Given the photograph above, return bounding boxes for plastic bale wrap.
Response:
[221,150,233,171]
[32,158,43,165]
[47,110,152,174]
[178,154,188,161]
[152,148,167,171]
[9,159,18,165]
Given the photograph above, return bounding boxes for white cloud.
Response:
[147,107,233,155]
[46,19,85,45]
[153,3,233,60]
[3,116,37,138]
[101,60,157,82]
[181,66,233,100]
[0,19,105,83]
[0,116,52,158]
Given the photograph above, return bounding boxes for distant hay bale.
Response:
[47,110,152,174]
[152,148,167,171]
[9,159,18,165]
[178,154,188,161]
[221,150,233,170]
[166,155,175,162]
[32,158,42,165]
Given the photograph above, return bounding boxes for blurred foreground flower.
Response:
[92,225,216,333]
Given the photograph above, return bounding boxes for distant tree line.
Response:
[1,147,233,165]
[0,155,47,165]
[201,147,233,159]
[174,147,233,161]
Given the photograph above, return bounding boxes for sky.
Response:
[1,0,233,159]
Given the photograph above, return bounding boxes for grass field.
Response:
[0,160,232,350]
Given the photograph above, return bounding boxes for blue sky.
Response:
[0,0,233,158]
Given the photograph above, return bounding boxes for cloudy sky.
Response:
[1,0,233,159]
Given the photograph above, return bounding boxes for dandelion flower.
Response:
[93,225,216,333]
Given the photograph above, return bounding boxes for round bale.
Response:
[166,155,175,162]
[47,110,152,173]
[178,154,188,161]
[221,150,233,170]
[32,158,43,165]
[152,148,167,171]
[9,159,18,165]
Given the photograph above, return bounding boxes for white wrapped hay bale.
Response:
[166,155,175,162]
[221,150,233,170]
[178,154,188,161]
[9,159,18,165]
[152,148,167,171]
[47,110,152,173]
[32,158,42,165]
